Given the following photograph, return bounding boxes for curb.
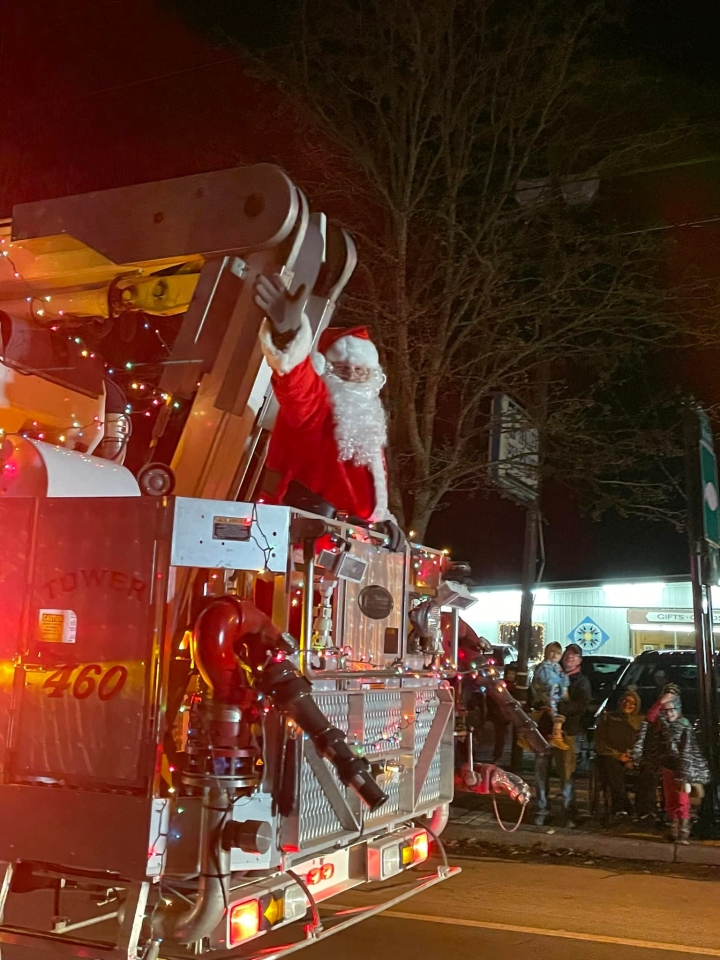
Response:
[674,842,720,865]
[444,821,720,865]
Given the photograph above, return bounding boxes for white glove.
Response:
[254,273,308,343]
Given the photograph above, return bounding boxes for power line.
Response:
[1,56,241,120]
[611,155,720,179]
[617,215,720,238]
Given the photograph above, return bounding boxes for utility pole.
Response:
[684,404,720,836]
[509,500,544,772]
[515,501,541,707]
[488,390,544,770]
[515,362,549,703]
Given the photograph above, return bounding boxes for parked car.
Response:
[569,654,631,771]
[601,648,720,724]
[581,654,632,715]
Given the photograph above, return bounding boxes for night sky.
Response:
[1,0,719,585]
[627,0,720,80]
[429,0,720,583]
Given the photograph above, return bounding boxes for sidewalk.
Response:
[452,721,720,867]
[446,794,720,866]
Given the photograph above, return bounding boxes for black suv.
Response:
[603,649,719,722]
[581,654,632,714]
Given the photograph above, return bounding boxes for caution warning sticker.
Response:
[38,609,78,644]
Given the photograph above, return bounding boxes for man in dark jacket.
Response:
[533,643,591,826]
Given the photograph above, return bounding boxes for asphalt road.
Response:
[3,855,720,958]
[309,856,720,960]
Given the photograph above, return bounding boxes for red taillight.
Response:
[229,900,260,945]
[307,863,334,886]
[412,831,429,864]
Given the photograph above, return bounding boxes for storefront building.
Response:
[463,577,720,659]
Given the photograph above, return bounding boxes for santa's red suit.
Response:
[259,316,391,522]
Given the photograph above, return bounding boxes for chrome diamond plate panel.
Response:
[294,682,450,852]
[413,690,439,760]
[298,750,349,845]
[313,692,350,735]
[298,692,350,847]
[361,690,403,823]
[362,690,402,752]
[418,751,442,806]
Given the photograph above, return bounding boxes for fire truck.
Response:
[0,166,532,960]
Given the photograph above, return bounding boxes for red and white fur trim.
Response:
[259,313,313,375]
[261,317,391,522]
[325,335,380,370]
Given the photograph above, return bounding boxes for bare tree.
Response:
[173,0,717,536]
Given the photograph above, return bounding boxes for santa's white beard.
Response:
[323,369,388,467]
[323,369,391,521]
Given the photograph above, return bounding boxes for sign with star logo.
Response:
[568,616,609,653]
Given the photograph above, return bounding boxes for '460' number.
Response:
[42,664,129,701]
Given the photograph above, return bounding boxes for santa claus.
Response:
[254,273,395,529]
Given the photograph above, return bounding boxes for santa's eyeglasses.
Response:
[326,361,373,383]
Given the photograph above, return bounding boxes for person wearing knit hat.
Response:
[254,273,394,528]
[594,688,644,819]
[636,684,709,843]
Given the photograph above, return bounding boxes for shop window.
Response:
[498,622,545,660]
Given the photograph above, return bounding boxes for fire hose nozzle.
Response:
[260,662,389,812]
[314,726,387,812]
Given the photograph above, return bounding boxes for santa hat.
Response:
[317,326,380,370]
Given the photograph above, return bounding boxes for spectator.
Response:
[533,643,591,827]
[530,641,570,750]
[633,681,675,824]
[634,694,663,824]
[594,689,643,819]
[636,685,709,843]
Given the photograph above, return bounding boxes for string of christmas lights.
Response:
[353,694,439,756]
[0,238,190,439]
